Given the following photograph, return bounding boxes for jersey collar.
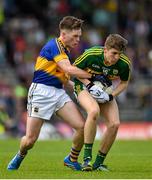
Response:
[58,37,70,52]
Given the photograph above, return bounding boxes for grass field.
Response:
[0,139,152,179]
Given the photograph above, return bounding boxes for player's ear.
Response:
[104,47,107,53]
[60,29,66,38]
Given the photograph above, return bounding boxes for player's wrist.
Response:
[90,74,96,81]
[109,94,113,101]
[86,82,94,89]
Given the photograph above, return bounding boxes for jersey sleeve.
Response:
[74,55,87,69]
[74,46,103,69]
[40,39,69,63]
[54,53,69,63]
[74,50,94,69]
[119,63,131,81]
[51,41,69,63]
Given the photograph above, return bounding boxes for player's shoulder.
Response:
[85,46,103,51]
[43,37,65,55]
[84,46,104,54]
[44,38,63,51]
[75,46,103,64]
[119,53,131,66]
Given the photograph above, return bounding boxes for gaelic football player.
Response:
[74,34,131,171]
[7,16,95,171]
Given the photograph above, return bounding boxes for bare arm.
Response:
[63,80,74,92]
[79,78,129,98]
[112,80,129,97]
[57,59,92,79]
[76,78,91,86]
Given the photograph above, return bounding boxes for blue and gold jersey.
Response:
[33,38,70,88]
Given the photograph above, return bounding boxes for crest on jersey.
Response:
[113,69,118,75]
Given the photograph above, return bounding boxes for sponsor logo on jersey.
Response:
[92,64,100,69]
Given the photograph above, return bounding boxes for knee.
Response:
[77,122,85,133]
[78,127,84,136]
[87,107,100,120]
[108,121,120,131]
[74,120,84,133]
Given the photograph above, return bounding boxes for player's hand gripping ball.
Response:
[93,81,113,94]
[91,74,113,94]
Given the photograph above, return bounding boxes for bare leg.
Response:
[7,116,44,170]
[57,100,85,170]
[77,90,100,171]
[93,99,120,169]
[20,116,44,155]
[99,99,120,154]
[57,101,85,151]
[77,90,100,144]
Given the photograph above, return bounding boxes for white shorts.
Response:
[27,83,72,120]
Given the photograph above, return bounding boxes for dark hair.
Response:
[59,16,84,30]
[105,34,128,52]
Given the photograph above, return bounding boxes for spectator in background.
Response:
[0,100,15,137]
[0,37,6,64]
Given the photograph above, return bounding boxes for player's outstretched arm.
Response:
[112,80,129,97]
[57,59,92,79]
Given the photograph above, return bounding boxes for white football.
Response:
[94,81,113,94]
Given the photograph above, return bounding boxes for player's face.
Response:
[104,48,121,66]
[61,29,82,49]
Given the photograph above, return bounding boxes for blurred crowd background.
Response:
[0,0,152,138]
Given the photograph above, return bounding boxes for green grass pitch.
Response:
[0,139,152,179]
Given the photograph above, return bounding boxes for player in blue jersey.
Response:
[73,34,131,171]
[7,16,94,171]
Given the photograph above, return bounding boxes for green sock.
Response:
[94,151,106,167]
[83,143,93,161]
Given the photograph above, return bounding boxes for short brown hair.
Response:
[59,16,84,30]
[105,34,128,52]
